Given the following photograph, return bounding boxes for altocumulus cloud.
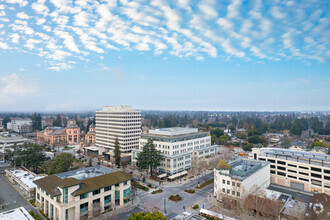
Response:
[0,0,328,70]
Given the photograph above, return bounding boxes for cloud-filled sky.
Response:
[0,0,329,112]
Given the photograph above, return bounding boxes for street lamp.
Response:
[163,198,167,215]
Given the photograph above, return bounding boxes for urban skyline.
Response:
[0,0,329,111]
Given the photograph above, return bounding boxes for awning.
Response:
[168,170,188,180]
[157,173,167,178]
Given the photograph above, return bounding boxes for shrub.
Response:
[151,189,163,194]
[169,194,182,201]
[195,179,214,189]
[142,177,146,182]
[147,183,152,188]
[193,204,199,210]
[134,182,149,191]
[29,211,34,216]
[33,214,39,219]
[184,189,195,194]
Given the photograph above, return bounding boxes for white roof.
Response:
[149,127,198,136]
[0,207,34,220]
[6,169,43,190]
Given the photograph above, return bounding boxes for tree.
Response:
[53,114,62,127]
[3,116,10,129]
[281,136,291,149]
[31,113,42,131]
[114,137,121,168]
[309,117,323,133]
[136,139,162,176]
[247,135,263,144]
[48,153,75,175]
[128,211,166,220]
[14,143,46,173]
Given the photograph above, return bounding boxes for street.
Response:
[117,172,214,219]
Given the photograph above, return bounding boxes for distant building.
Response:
[37,120,81,145]
[5,168,44,199]
[7,118,32,133]
[34,166,131,220]
[95,105,141,162]
[132,127,216,178]
[0,132,27,160]
[214,158,270,202]
[0,207,34,220]
[85,124,95,146]
[252,148,330,194]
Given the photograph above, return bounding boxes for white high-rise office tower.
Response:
[95,105,141,162]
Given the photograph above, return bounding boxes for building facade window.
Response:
[80,193,89,199]
[123,188,130,197]
[93,189,100,195]
[104,186,112,191]
[104,195,111,204]
[63,188,68,204]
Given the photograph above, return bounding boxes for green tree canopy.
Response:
[3,115,10,129]
[128,211,167,220]
[114,137,121,168]
[48,153,75,175]
[53,114,62,127]
[136,139,162,176]
[31,113,42,131]
[247,135,263,144]
[14,143,46,173]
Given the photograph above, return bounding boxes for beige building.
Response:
[37,120,81,145]
[85,124,96,146]
[131,127,216,178]
[214,158,270,202]
[95,105,141,162]
[252,148,330,194]
[34,166,131,220]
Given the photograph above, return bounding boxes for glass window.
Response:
[104,195,111,204]
[115,190,120,200]
[124,181,127,186]
[124,188,130,197]
[93,189,100,195]
[104,186,112,192]
[37,193,40,200]
[80,193,89,200]
[63,188,68,204]
[80,203,88,213]
[311,167,322,172]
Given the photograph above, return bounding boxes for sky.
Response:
[0,0,329,112]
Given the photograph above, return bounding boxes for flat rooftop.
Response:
[6,169,43,190]
[0,132,26,141]
[149,127,198,136]
[225,158,269,181]
[97,105,140,113]
[0,207,34,220]
[56,166,116,181]
[258,148,330,167]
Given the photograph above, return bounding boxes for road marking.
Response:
[186,199,203,211]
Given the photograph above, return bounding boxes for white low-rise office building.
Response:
[7,119,32,133]
[34,166,131,220]
[132,127,217,178]
[5,168,44,199]
[0,132,27,160]
[214,158,270,201]
[252,147,330,194]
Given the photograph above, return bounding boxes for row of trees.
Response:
[5,143,75,174]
